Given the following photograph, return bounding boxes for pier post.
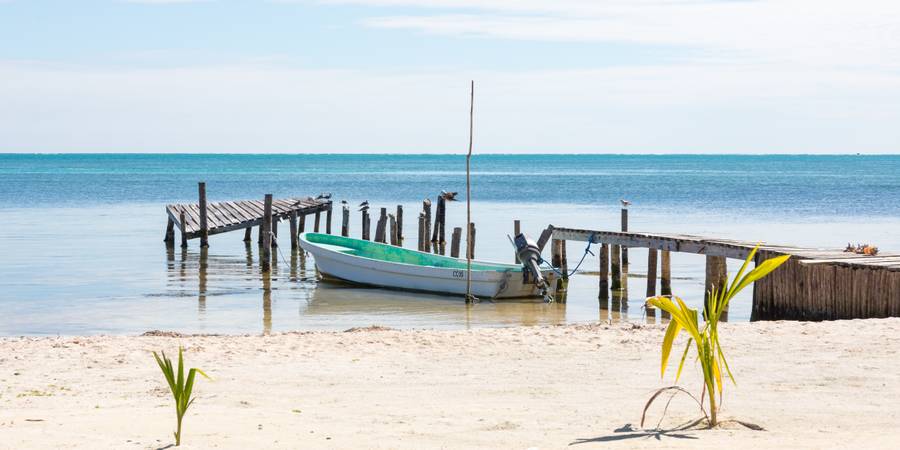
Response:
[417,213,426,251]
[261,194,273,272]
[432,197,446,254]
[599,243,609,306]
[646,248,658,297]
[513,220,521,263]
[450,227,462,258]
[705,255,728,317]
[290,211,298,250]
[551,238,562,269]
[423,199,432,253]
[326,202,333,234]
[560,240,569,278]
[389,214,398,246]
[341,204,350,237]
[299,213,306,234]
[198,182,209,247]
[620,206,628,291]
[164,217,175,247]
[661,250,672,296]
[243,227,252,243]
[396,205,403,245]
[611,245,622,290]
[361,209,370,240]
[314,211,321,233]
[179,211,188,248]
[466,222,476,259]
[375,207,387,243]
[271,216,278,247]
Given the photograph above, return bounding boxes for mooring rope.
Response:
[540,233,595,278]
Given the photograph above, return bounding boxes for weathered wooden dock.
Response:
[549,223,900,321]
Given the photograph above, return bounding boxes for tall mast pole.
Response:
[465,80,475,303]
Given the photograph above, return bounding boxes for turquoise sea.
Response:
[2,154,899,335]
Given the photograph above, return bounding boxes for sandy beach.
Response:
[1,318,899,449]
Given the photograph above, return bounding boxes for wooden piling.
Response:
[660,250,672,296]
[646,248,658,297]
[450,227,462,258]
[705,255,728,312]
[620,207,628,291]
[513,220,521,263]
[261,194,273,272]
[314,211,321,233]
[560,240,569,278]
[243,227,252,243]
[289,212,298,249]
[164,217,175,246]
[611,245,622,290]
[466,222,476,259]
[299,213,306,234]
[198,182,209,247]
[179,211,188,248]
[417,213,426,251]
[599,243,609,304]
[271,217,278,247]
[431,197,446,254]
[341,205,350,237]
[375,207,387,243]
[423,199,432,253]
[361,209,370,241]
[551,238,562,268]
[389,214,398,246]
[325,203,333,234]
[396,205,403,244]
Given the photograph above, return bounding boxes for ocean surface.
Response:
[2,154,900,336]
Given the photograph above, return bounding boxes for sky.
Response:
[1,0,899,154]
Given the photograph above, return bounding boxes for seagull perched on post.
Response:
[440,190,459,201]
[358,200,369,208]
[620,199,632,209]
[316,192,332,200]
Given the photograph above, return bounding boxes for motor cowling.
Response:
[514,233,549,297]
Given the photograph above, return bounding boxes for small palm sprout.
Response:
[153,347,211,446]
[643,245,789,428]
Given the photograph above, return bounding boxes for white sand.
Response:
[2,319,899,449]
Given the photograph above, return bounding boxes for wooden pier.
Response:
[549,225,900,321]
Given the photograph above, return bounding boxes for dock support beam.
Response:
[261,194,273,272]
[610,245,622,291]
[314,211,321,233]
[290,211,298,250]
[647,249,658,297]
[326,203,333,234]
[243,227,252,243]
[599,243,609,306]
[179,211,188,248]
[164,218,175,247]
[450,227,462,258]
[198,182,209,247]
[513,220,521,263]
[661,250,672,296]
[620,206,628,291]
[705,255,728,316]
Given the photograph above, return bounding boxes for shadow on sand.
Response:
[569,419,705,445]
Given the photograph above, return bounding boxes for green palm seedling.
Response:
[644,245,789,428]
[153,347,211,446]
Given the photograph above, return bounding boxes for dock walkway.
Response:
[166,197,329,240]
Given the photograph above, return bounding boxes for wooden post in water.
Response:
[599,243,610,306]
[164,218,175,247]
[243,227,252,243]
[198,182,209,247]
[389,214,398,246]
[422,199,432,253]
[374,207,387,243]
[466,222,476,259]
[705,255,728,316]
[611,244,622,290]
[560,240,569,278]
[661,250,672,296]
[620,206,628,291]
[450,227,462,258]
[431,196,446,254]
[290,211,298,250]
[325,203,333,234]
[298,213,306,234]
[647,249,658,297]
[513,220,521,263]
[396,205,403,245]
[361,208,370,240]
[179,211,188,248]
[314,211,321,233]
[551,238,562,269]
[271,216,278,247]
[417,213,426,251]
[341,204,350,237]
[261,194,273,272]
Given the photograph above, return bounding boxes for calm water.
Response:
[2,154,899,335]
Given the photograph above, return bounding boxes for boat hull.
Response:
[299,233,554,299]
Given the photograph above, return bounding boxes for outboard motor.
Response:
[514,233,553,302]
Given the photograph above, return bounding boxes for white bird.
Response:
[316,192,332,200]
[440,190,459,201]
[620,199,632,208]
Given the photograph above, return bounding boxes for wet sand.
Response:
[2,319,899,449]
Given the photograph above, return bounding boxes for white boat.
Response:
[298,232,556,299]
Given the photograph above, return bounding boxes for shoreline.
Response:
[3,319,899,449]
